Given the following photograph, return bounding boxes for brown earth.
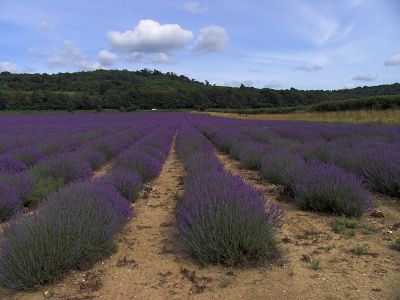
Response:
[92,163,112,179]
[1,140,399,299]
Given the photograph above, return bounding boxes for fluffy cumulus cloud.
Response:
[125,52,143,62]
[150,53,170,64]
[351,73,377,81]
[193,26,228,54]
[0,62,18,73]
[107,19,193,54]
[97,50,117,66]
[184,1,208,14]
[384,53,400,66]
[30,41,102,71]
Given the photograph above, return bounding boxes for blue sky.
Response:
[0,0,399,89]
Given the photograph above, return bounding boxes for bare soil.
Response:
[1,142,399,299]
[92,163,112,179]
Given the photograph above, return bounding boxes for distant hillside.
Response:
[0,69,399,111]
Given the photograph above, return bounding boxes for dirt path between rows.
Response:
[92,163,112,179]
[214,149,400,300]
[3,140,399,300]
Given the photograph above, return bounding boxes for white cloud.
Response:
[97,50,117,66]
[151,53,170,64]
[248,51,330,67]
[184,2,208,14]
[264,80,283,88]
[35,41,102,71]
[63,41,81,56]
[107,19,193,54]
[295,64,323,72]
[193,26,228,54]
[384,53,400,66]
[47,54,65,67]
[351,73,377,81]
[125,52,143,62]
[295,4,352,46]
[0,62,18,73]
[37,21,53,31]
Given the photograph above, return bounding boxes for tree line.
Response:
[0,69,399,111]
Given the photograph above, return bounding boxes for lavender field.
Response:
[0,112,399,299]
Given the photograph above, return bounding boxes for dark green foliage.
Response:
[311,259,321,270]
[331,218,359,238]
[209,94,400,113]
[352,246,369,255]
[0,70,399,111]
[391,238,400,251]
[29,177,65,205]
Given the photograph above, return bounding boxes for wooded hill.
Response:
[0,69,399,111]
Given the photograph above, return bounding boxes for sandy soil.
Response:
[1,141,399,299]
[213,150,400,300]
[92,163,112,179]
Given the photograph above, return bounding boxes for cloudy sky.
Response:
[0,0,399,89]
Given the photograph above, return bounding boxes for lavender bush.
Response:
[292,161,373,216]
[0,155,27,173]
[115,152,162,182]
[0,172,33,205]
[0,182,132,290]
[0,183,20,222]
[9,147,47,168]
[176,125,282,266]
[177,172,282,265]
[31,153,92,183]
[362,150,400,197]
[108,169,143,202]
[259,149,304,189]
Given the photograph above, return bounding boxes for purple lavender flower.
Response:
[0,182,20,222]
[0,172,33,205]
[109,169,143,202]
[176,124,282,266]
[9,147,47,168]
[0,181,132,289]
[0,155,27,173]
[292,161,373,216]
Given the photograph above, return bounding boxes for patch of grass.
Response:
[346,228,357,238]
[331,217,360,238]
[361,225,377,235]
[325,245,336,253]
[391,238,400,251]
[208,108,400,125]
[311,259,321,270]
[331,218,377,238]
[353,246,369,256]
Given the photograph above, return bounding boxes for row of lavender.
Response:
[176,122,282,266]
[0,112,173,171]
[241,121,399,198]
[0,112,181,221]
[0,126,149,221]
[0,113,178,289]
[192,115,399,216]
